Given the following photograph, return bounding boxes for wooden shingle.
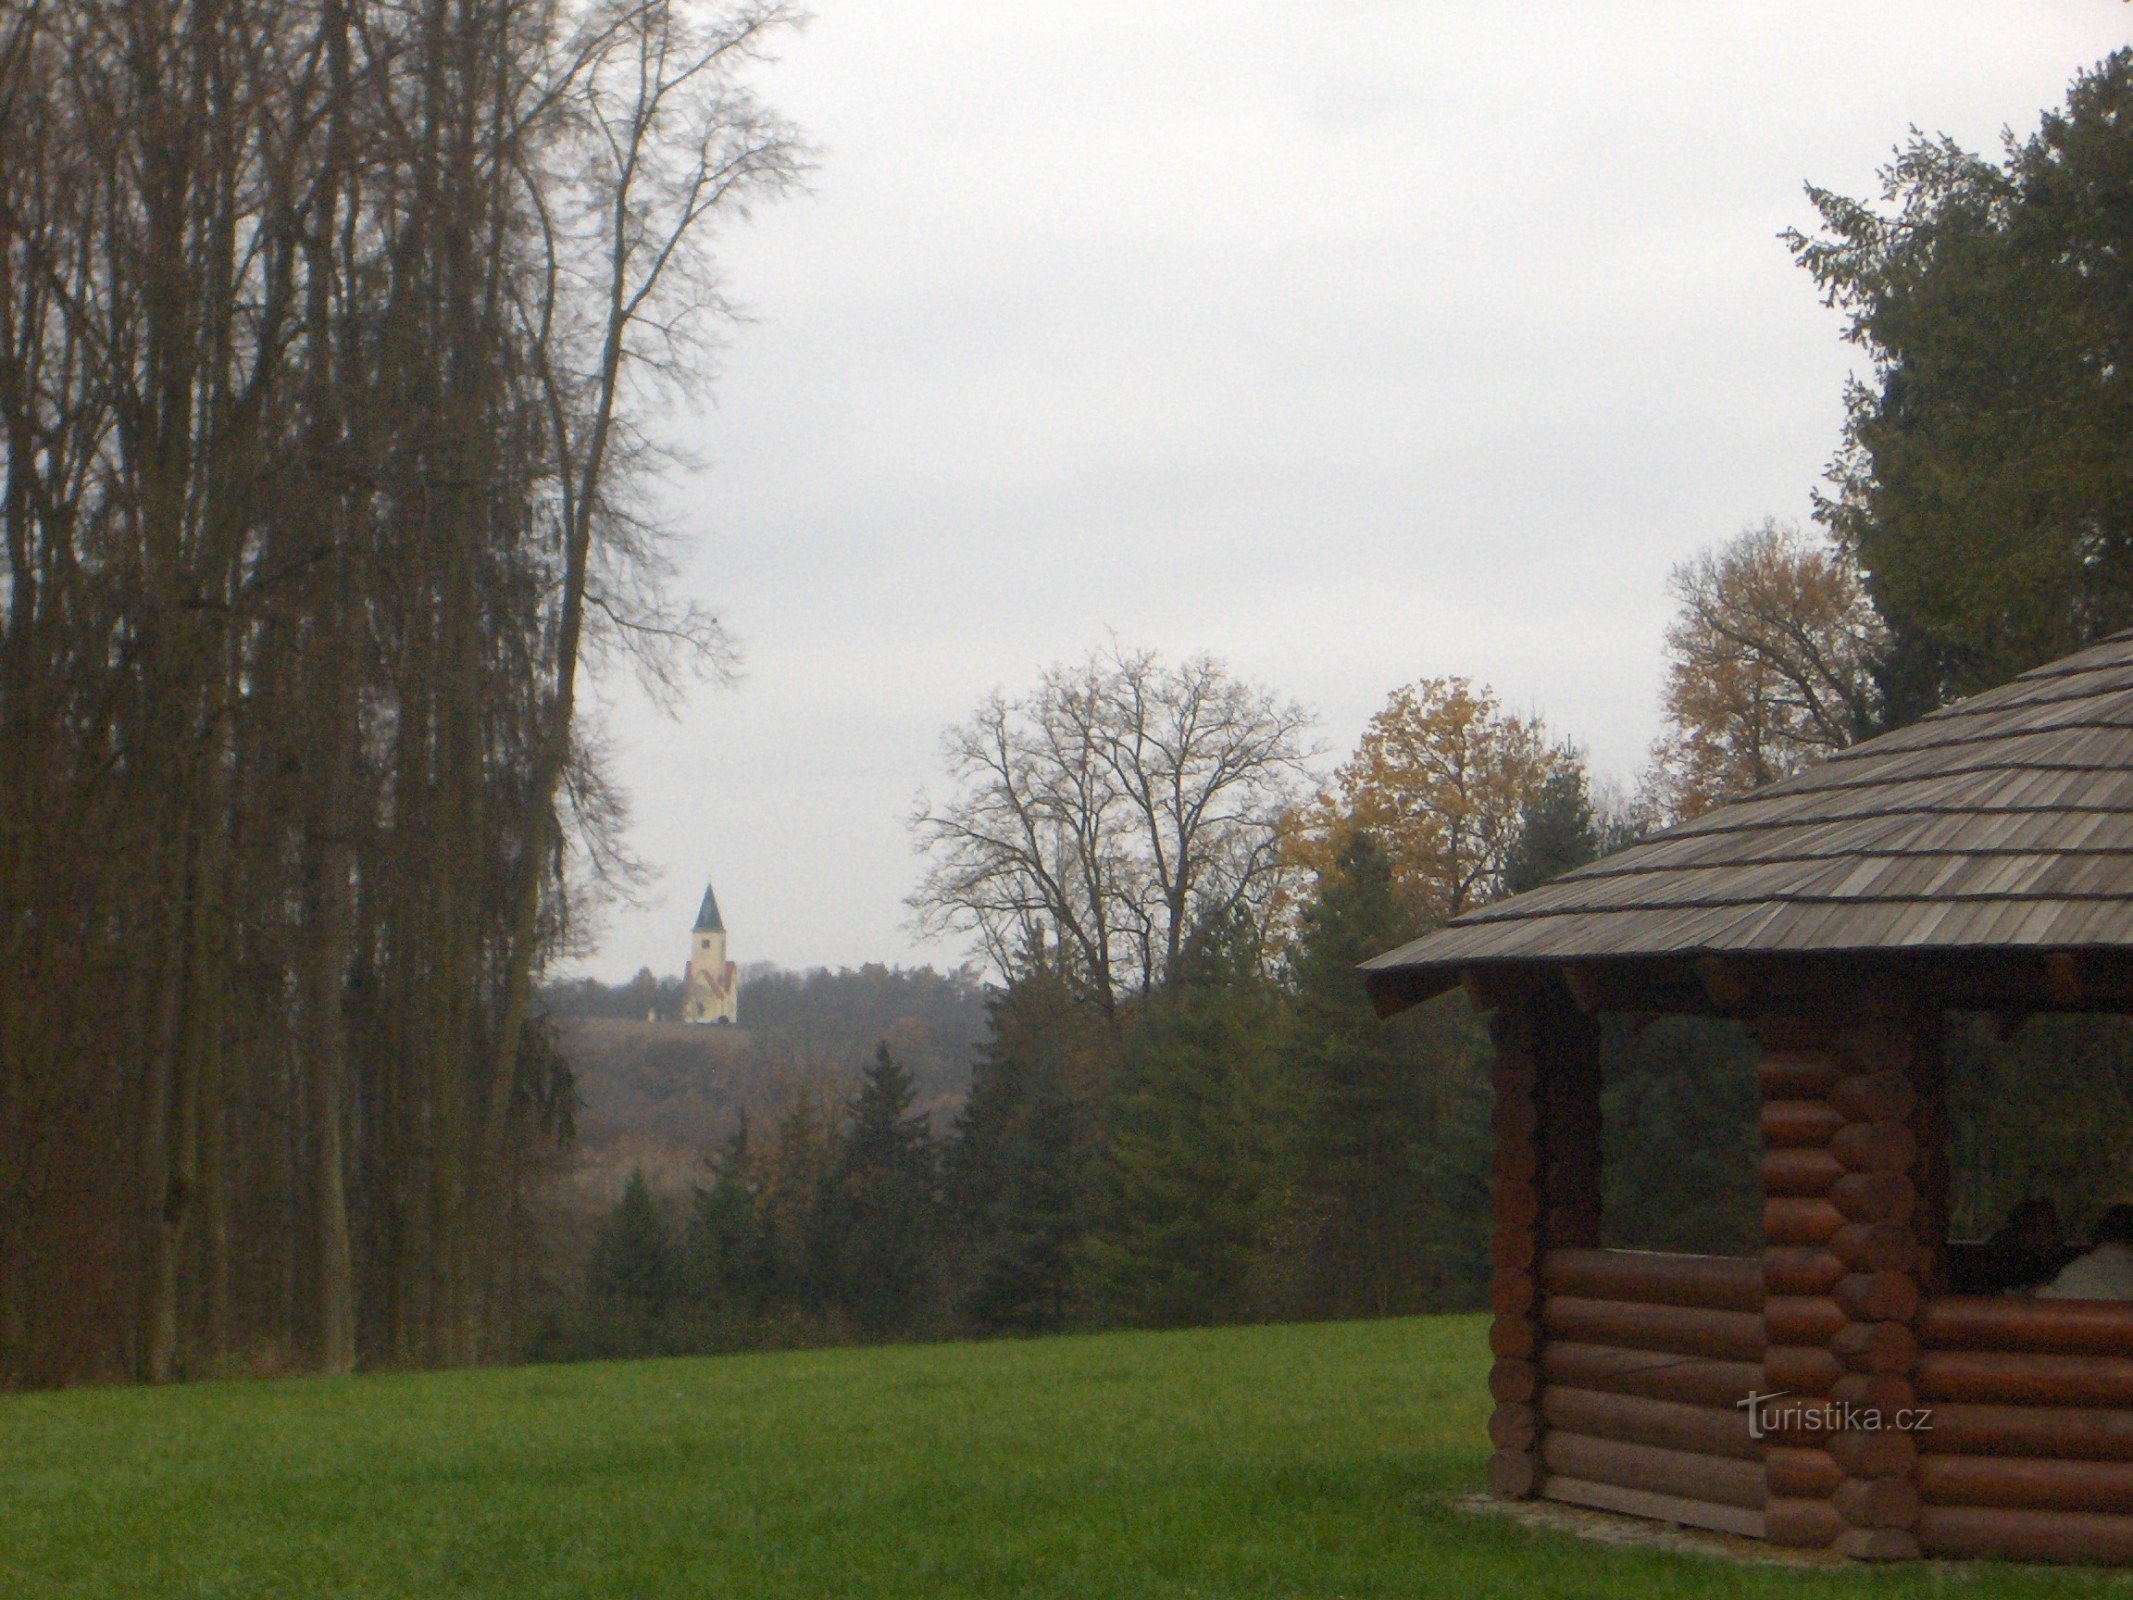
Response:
[1363,631,2133,1003]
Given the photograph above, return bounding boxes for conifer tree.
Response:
[1501,765,1602,896]
[588,1169,678,1318]
[758,1094,834,1311]
[961,1087,1084,1332]
[685,1116,772,1316]
[1286,832,1434,1315]
[823,1046,938,1333]
[1079,910,1295,1327]
[1599,1017,1762,1255]
[1792,52,2133,715]
[948,965,1110,1330]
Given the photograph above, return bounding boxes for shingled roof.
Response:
[1362,630,2133,1006]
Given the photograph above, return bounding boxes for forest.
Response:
[0,0,805,1386]
[6,9,2133,1385]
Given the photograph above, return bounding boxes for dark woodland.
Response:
[0,0,804,1385]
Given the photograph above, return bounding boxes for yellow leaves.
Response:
[1289,678,1571,926]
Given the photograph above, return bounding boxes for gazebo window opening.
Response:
[1942,1010,2133,1290]
[1596,1013,1760,1257]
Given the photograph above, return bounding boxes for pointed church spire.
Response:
[693,882,725,934]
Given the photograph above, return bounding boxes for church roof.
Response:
[1363,630,2133,1009]
[693,883,726,934]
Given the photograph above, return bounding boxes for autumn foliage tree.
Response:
[1293,678,1571,924]
[1646,520,1885,822]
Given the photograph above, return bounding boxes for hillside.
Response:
[3,1316,2111,1598]
[554,1017,766,1204]
[549,964,990,1208]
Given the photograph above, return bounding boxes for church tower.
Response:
[680,881,738,1024]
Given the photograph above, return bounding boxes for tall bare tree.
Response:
[911,644,1313,1012]
[0,0,803,1386]
[1647,519,1886,823]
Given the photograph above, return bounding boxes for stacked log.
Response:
[1914,1296,2133,1561]
[1758,1012,1929,1561]
[1485,987,1600,1501]
[1486,1002,1543,1498]
[1534,1247,1765,1536]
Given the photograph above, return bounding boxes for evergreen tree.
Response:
[758,1093,834,1311]
[1502,765,1601,896]
[1079,910,1295,1327]
[1286,832,1436,1316]
[1944,1014,2133,1243]
[961,1089,1083,1331]
[822,1045,938,1333]
[1791,52,2133,715]
[947,964,1110,1331]
[685,1116,772,1315]
[1407,1002,1494,1308]
[1600,1017,1762,1255]
[588,1169,678,1317]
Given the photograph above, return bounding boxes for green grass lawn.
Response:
[3,1313,2128,1598]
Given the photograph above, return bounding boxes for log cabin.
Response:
[1361,631,2133,1564]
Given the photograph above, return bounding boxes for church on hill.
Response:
[680,881,738,1024]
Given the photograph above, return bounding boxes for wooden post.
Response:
[1485,973,1601,1501]
[1536,984,1603,1253]
[1488,994,1542,1498]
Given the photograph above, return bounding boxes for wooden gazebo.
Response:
[1364,633,2133,1564]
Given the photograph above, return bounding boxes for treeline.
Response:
[569,841,1501,1354]
[568,673,1763,1355]
[545,960,990,1098]
[0,0,801,1387]
[548,963,988,1201]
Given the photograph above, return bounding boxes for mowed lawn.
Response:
[2,1315,2126,1599]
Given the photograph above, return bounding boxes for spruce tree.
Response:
[1079,909,1294,1327]
[757,1092,834,1312]
[1501,765,1601,896]
[588,1168,678,1317]
[685,1115,772,1315]
[1793,52,2133,714]
[1287,832,1435,1315]
[962,1088,1082,1331]
[823,1044,938,1333]
[947,965,1108,1331]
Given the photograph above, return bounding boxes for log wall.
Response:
[1485,985,1598,1501]
[1915,1295,2133,1562]
[1532,1246,1766,1537]
[1479,984,2133,1564]
[1755,1007,1936,1563]
[1486,983,1769,1539]
[1480,977,2133,1565]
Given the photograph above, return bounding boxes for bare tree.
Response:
[0,0,804,1385]
[466,0,807,1364]
[911,645,1313,1012]
[1648,519,1887,823]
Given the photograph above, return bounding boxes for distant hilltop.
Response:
[541,962,991,1207]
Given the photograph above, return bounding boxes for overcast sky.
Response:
[574,1,2132,984]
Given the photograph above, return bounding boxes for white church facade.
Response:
[681,882,738,1024]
